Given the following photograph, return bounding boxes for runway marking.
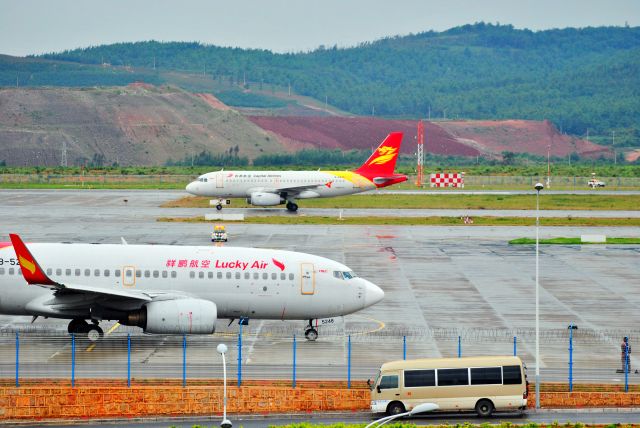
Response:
[86,322,120,352]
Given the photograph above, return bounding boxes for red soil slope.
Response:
[248,116,610,159]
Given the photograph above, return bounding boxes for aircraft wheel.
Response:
[86,325,104,342]
[286,202,298,212]
[68,319,89,334]
[216,204,223,210]
[304,328,318,341]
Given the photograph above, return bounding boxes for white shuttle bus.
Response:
[370,356,528,417]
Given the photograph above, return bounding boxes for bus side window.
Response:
[404,369,435,387]
[378,375,398,390]
[470,367,502,385]
[437,368,469,386]
[502,365,522,385]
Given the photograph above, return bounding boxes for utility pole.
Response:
[416,120,424,187]
[547,145,551,189]
[428,105,431,121]
[613,131,616,165]
[372,106,375,116]
[153,56,156,70]
[61,141,68,167]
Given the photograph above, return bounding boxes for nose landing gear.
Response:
[304,319,318,341]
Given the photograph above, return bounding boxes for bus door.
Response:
[375,371,401,402]
[216,172,224,188]
[122,265,136,288]
[300,263,315,295]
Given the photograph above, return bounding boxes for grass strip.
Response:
[510,237,640,245]
[158,216,640,227]
[161,194,640,210]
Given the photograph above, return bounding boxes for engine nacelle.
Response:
[247,192,283,206]
[122,298,217,334]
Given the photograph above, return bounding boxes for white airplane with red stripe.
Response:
[186,132,407,211]
[0,234,384,341]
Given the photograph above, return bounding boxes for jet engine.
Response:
[121,299,217,334]
[247,192,283,206]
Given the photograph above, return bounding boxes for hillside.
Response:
[0,85,280,166]
[246,116,607,159]
[11,24,639,145]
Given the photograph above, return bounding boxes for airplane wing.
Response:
[9,234,153,303]
[258,182,328,197]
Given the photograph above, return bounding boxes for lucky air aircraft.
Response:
[0,234,384,341]
[186,132,407,211]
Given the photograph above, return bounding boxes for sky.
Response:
[1,0,639,56]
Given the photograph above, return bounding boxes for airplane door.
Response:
[300,263,315,295]
[216,172,224,188]
[123,265,136,287]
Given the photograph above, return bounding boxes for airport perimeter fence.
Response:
[1,174,640,189]
[1,326,638,390]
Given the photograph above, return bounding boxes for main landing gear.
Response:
[304,319,318,341]
[68,318,104,342]
[286,201,299,212]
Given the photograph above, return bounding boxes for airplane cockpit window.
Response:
[197,177,208,182]
[333,271,357,280]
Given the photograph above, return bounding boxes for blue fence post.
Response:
[71,333,75,388]
[15,332,19,388]
[127,333,131,388]
[625,338,629,393]
[568,324,573,392]
[403,336,406,360]
[347,335,351,389]
[237,323,243,387]
[513,336,517,356]
[458,335,461,358]
[292,335,297,389]
[182,334,187,388]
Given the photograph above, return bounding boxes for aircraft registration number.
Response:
[0,258,18,266]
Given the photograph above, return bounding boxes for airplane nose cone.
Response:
[186,181,198,195]
[363,280,385,308]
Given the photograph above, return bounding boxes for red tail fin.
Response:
[354,132,403,179]
[9,234,56,286]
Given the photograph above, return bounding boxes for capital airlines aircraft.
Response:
[0,234,384,341]
[186,132,407,211]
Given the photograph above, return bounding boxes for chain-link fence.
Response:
[2,328,638,390]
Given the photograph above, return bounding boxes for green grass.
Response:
[162,194,640,211]
[158,216,640,227]
[510,237,640,245]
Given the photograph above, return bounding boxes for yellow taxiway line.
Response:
[86,322,120,352]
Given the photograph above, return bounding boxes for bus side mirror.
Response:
[367,379,371,387]
[376,386,381,393]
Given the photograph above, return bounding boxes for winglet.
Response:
[9,234,57,286]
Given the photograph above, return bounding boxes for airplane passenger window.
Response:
[253,272,259,280]
[226,272,232,279]
[262,273,268,280]
[56,268,62,275]
[9,268,14,275]
[135,270,141,278]
[289,273,294,280]
[144,270,150,278]
[46,268,52,275]
[0,268,4,275]
[104,270,110,277]
[153,270,159,278]
[189,271,195,278]
[66,269,71,276]
[115,269,121,277]
[244,272,250,280]
[235,272,241,279]
[75,269,81,276]
[83,269,89,276]
[271,273,277,280]
[162,271,168,278]
[199,271,204,279]
[208,272,213,279]
[171,271,177,278]
[217,272,223,279]
[125,270,132,277]
[280,273,286,280]
[94,269,100,277]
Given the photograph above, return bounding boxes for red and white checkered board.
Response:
[430,173,464,188]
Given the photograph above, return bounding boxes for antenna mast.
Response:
[416,120,424,187]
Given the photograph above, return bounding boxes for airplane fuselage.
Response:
[186,170,377,199]
[0,242,383,322]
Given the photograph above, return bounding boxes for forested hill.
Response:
[8,23,640,144]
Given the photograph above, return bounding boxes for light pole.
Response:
[534,182,544,409]
[217,343,232,428]
[364,402,439,428]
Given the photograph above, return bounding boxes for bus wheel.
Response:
[475,399,494,417]
[387,401,405,416]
